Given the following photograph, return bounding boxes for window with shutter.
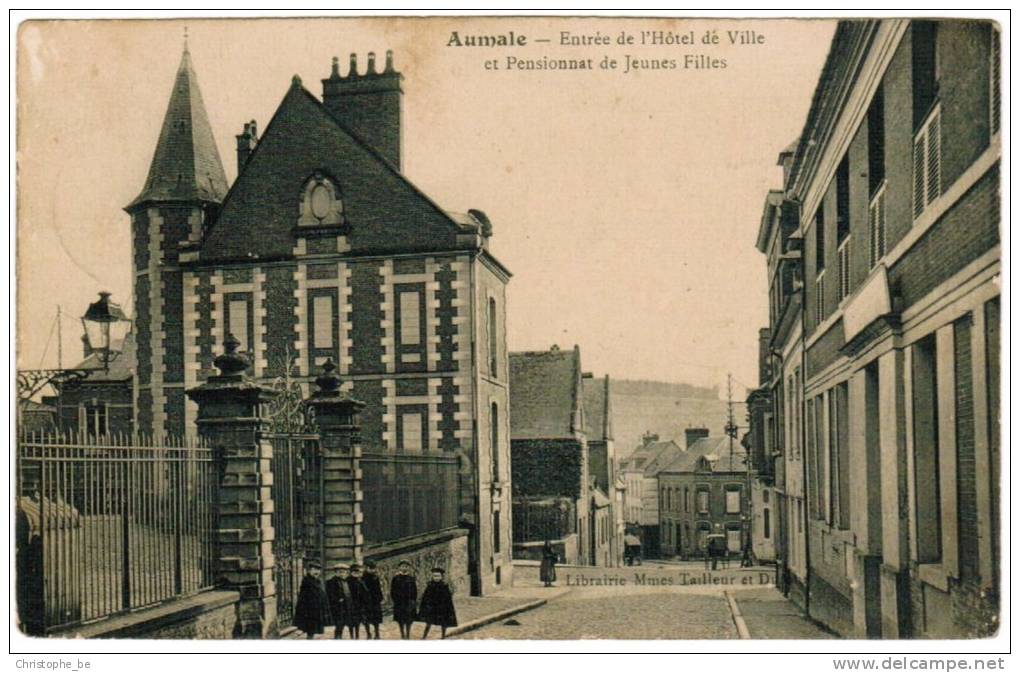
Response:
[837,238,851,301]
[913,107,941,219]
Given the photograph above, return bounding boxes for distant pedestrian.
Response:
[390,560,418,640]
[361,560,384,639]
[540,540,558,587]
[417,568,458,639]
[293,562,330,639]
[325,564,357,639]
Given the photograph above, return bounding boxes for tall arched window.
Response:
[490,401,500,483]
[488,297,498,377]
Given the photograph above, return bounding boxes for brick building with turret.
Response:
[126,44,513,596]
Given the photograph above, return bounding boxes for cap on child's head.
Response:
[350,563,362,571]
[307,560,321,570]
[335,563,350,571]
[365,560,377,570]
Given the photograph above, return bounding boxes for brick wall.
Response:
[882,30,916,256]
[938,22,995,191]
[807,520,853,636]
[888,166,999,308]
[352,379,385,452]
[349,260,385,375]
[809,570,854,636]
[806,319,845,379]
[59,591,239,639]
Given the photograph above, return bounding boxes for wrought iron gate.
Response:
[260,352,325,630]
[264,431,321,629]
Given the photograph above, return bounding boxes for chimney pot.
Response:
[684,427,710,449]
[322,50,404,169]
[235,119,259,173]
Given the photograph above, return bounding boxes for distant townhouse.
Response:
[764,19,1000,638]
[618,433,686,558]
[658,435,750,559]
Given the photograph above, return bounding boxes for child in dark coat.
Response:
[361,560,384,639]
[390,560,418,640]
[417,568,458,639]
[347,563,371,639]
[325,564,357,639]
[293,563,330,639]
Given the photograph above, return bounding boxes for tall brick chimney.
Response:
[235,120,258,174]
[322,51,403,170]
[685,427,709,449]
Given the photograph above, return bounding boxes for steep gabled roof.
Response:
[509,347,583,440]
[640,440,685,477]
[660,436,748,474]
[128,47,228,209]
[619,439,681,474]
[197,79,472,263]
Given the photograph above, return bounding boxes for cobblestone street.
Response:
[457,563,835,640]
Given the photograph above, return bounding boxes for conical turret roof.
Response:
[127,45,228,209]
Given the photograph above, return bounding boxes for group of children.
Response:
[294,559,459,640]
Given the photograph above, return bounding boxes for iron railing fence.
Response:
[16,432,218,633]
[361,452,460,544]
[511,496,575,544]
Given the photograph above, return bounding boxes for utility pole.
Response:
[725,373,737,470]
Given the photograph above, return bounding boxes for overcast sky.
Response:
[16,17,834,395]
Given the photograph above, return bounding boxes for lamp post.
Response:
[81,292,131,371]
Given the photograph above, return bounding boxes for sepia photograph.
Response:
[10,10,1007,661]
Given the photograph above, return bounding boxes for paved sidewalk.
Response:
[282,585,568,640]
[729,588,836,639]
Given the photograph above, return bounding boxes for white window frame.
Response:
[869,181,888,269]
[400,411,424,453]
[697,487,710,515]
[725,487,741,515]
[398,291,421,346]
[312,294,334,349]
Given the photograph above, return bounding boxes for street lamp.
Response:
[81,292,131,370]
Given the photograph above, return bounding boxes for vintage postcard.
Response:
[12,12,1005,657]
